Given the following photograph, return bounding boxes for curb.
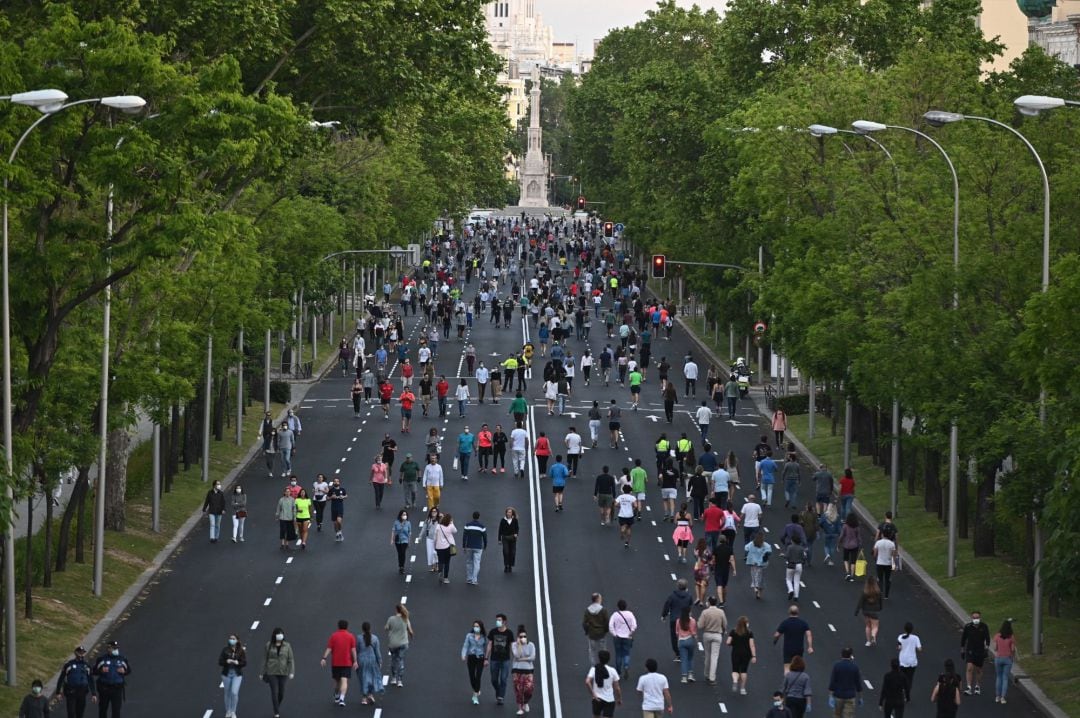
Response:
[673,313,1066,718]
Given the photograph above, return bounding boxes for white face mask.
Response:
[972,618,980,625]
[275,633,284,641]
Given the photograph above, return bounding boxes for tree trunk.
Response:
[24,493,33,619]
[973,464,996,557]
[104,426,132,532]
[56,465,89,572]
[182,399,195,472]
[43,477,53,588]
[924,448,942,516]
[904,442,917,496]
[75,466,89,564]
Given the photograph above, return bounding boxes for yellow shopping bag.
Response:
[854,550,867,578]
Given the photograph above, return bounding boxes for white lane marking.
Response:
[864,679,874,689]
[250,620,260,630]
[383,675,390,686]
[346,447,352,452]
[340,457,346,462]
[813,601,821,609]
[774,544,782,550]
[334,468,341,474]
[656,537,663,543]
[719,703,728,714]
[670,573,677,581]
[799,581,806,588]
[650,520,657,527]
[405,574,412,583]
[763,526,770,533]
[410,555,417,561]
[663,554,670,561]
[828,623,836,632]
[645,505,651,512]
[400,595,407,604]
[352,437,357,442]
[374,708,382,718]
[264,598,272,606]
[275,576,283,585]
[203,710,214,718]
[697,642,704,651]
[286,557,293,564]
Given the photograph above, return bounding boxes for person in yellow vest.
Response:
[676,434,694,476]
[609,275,619,300]
[655,434,671,476]
[521,343,535,368]
[501,354,519,393]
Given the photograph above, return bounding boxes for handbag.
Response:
[440,526,458,555]
[854,550,867,578]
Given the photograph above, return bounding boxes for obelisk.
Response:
[518,66,549,207]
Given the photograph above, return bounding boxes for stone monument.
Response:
[518,66,550,207]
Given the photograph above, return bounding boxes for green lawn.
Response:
[0,401,287,715]
[785,412,1077,716]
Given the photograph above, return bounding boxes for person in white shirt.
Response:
[585,650,621,716]
[510,426,530,479]
[683,357,699,397]
[896,622,922,702]
[455,379,471,418]
[422,455,445,508]
[614,485,639,548]
[740,496,763,545]
[565,428,583,477]
[607,600,638,680]
[872,536,898,598]
[636,658,673,717]
[417,344,432,369]
[475,364,490,403]
[580,351,594,386]
[695,401,712,443]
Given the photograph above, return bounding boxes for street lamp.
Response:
[853,119,960,552]
[924,107,1050,655]
[1013,95,1077,116]
[0,90,69,113]
[1,96,147,625]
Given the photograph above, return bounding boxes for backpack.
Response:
[880,522,897,541]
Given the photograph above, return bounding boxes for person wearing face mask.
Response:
[275,488,297,551]
[230,485,247,543]
[55,646,96,717]
[499,507,519,573]
[260,412,277,477]
[462,619,488,704]
[202,481,226,543]
[312,474,330,532]
[766,690,795,718]
[94,641,130,718]
[511,627,536,716]
[960,610,990,696]
[18,679,49,718]
[486,614,513,705]
[392,510,412,574]
[285,408,302,443]
[276,421,295,477]
[218,634,246,718]
[260,628,294,718]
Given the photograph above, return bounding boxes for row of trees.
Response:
[567,0,1080,606]
[0,0,509,617]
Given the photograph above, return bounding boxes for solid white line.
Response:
[264,598,272,606]
[529,402,561,718]
[383,675,390,686]
[828,623,836,632]
[250,620,259,630]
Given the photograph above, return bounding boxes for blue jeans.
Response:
[823,535,838,562]
[677,637,695,677]
[458,399,467,417]
[464,547,483,583]
[208,513,222,540]
[613,637,633,675]
[389,645,408,683]
[784,480,799,506]
[223,671,242,714]
[281,446,293,474]
[726,397,737,418]
[698,423,709,442]
[459,452,471,476]
[840,495,854,519]
[489,658,510,700]
[557,395,566,414]
[995,656,1012,699]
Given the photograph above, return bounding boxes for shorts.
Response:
[816,493,831,504]
[630,385,641,394]
[676,539,689,548]
[295,517,310,525]
[331,666,351,680]
[635,492,646,501]
[552,486,565,494]
[591,698,615,717]
[380,398,390,406]
[608,422,621,431]
[782,650,804,664]
[597,494,613,509]
[966,651,986,668]
[618,517,635,527]
[661,488,678,500]
[843,547,859,563]
[715,567,731,587]
[401,408,412,418]
[331,504,345,521]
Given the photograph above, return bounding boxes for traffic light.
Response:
[651,254,666,279]
[576,196,586,211]
[603,222,614,238]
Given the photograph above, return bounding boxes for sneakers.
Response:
[964,686,973,696]
[335,531,344,542]
[739,687,747,695]
[687,673,695,683]
[472,695,480,705]
[680,676,688,684]
[974,685,981,695]
[865,640,872,647]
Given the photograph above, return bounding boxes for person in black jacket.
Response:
[202,481,226,543]
[660,579,693,662]
[219,634,247,718]
[55,646,96,717]
[18,679,49,718]
[880,658,908,717]
[498,507,519,573]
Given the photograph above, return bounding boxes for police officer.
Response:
[94,640,131,717]
[55,646,96,717]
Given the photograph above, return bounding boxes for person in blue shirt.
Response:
[375,346,388,372]
[549,456,570,512]
[94,640,131,717]
[757,455,778,507]
[458,428,476,481]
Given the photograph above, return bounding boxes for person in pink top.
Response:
[771,408,788,450]
[991,620,1017,704]
[675,607,698,683]
[370,455,390,509]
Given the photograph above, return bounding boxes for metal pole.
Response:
[92,186,114,598]
[202,333,212,482]
[296,287,304,376]
[312,306,317,364]
[263,328,271,414]
[891,399,900,519]
[235,328,243,446]
[843,397,852,469]
[152,340,160,533]
[729,323,734,361]
[757,245,764,386]
[808,378,816,439]
[947,422,958,577]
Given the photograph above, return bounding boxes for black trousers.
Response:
[98,684,124,718]
[467,654,485,692]
[63,689,89,718]
[267,675,288,712]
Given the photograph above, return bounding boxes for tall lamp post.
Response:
[852,119,960,566]
[0,87,70,687]
[926,106,1050,655]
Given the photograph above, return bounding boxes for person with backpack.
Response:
[54,646,96,717]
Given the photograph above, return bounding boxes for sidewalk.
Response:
[673,314,1067,718]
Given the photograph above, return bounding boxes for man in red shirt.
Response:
[378,379,394,420]
[320,619,357,706]
[399,388,416,434]
[400,358,414,390]
[436,375,450,418]
[703,498,724,554]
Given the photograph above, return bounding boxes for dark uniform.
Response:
[94,641,131,718]
[56,647,96,718]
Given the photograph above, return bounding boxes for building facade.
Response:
[979,0,1080,71]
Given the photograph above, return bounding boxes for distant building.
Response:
[971,0,1080,71]
[552,41,577,64]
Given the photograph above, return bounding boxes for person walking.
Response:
[854,576,884,647]
[54,646,95,718]
[826,648,862,718]
[320,620,358,707]
[879,658,907,718]
[745,530,772,600]
[259,411,276,477]
[435,513,457,584]
[511,626,537,716]
[456,378,471,417]
[873,527,898,599]
[768,691,796,718]
[838,468,856,519]
[960,610,990,697]
[931,659,963,718]
[813,464,835,515]
[757,452,777,507]
[741,494,762,545]
[477,424,494,473]
[312,474,329,532]
[583,593,610,666]
[463,511,488,585]
[260,628,294,718]
[772,408,788,449]
[698,596,728,686]
[93,641,131,718]
[398,454,421,509]
[275,488,296,551]
[723,376,740,419]
[636,658,674,718]
[614,484,638,548]
[510,422,530,479]
[896,622,922,703]
[276,421,295,476]
[392,510,411,574]
[726,616,756,695]
[19,679,49,718]
[682,355,698,397]
[586,649,622,718]
[499,506,519,572]
[991,619,1017,704]
[355,622,384,706]
[229,484,247,543]
[385,604,413,688]
[783,534,807,602]
[202,481,226,543]
[351,377,364,416]
[399,386,416,433]
[422,454,444,508]
[493,424,509,474]
[550,455,570,512]
[671,504,694,563]
[420,507,442,573]
[608,600,637,681]
[660,579,693,663]
[217,634,246,718]
[840,513,862,582]
[457,426,475,480]
[462,619,488,705]
[819,503,842,566]
[773,605,814,674]
[487,614,514,706]
[781,452,801,509]
[594,466,617,526]
[370,455,390,509]
[781,655,813,718]
[565,427,584,477]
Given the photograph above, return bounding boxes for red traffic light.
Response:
[576,196,586,210]
[651,254,666,279]
[603,222,614,238]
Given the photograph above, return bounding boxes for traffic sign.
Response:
[753,321,767,334]
[614,223,625,233]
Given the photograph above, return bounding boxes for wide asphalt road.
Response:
[102,256,1042,718]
